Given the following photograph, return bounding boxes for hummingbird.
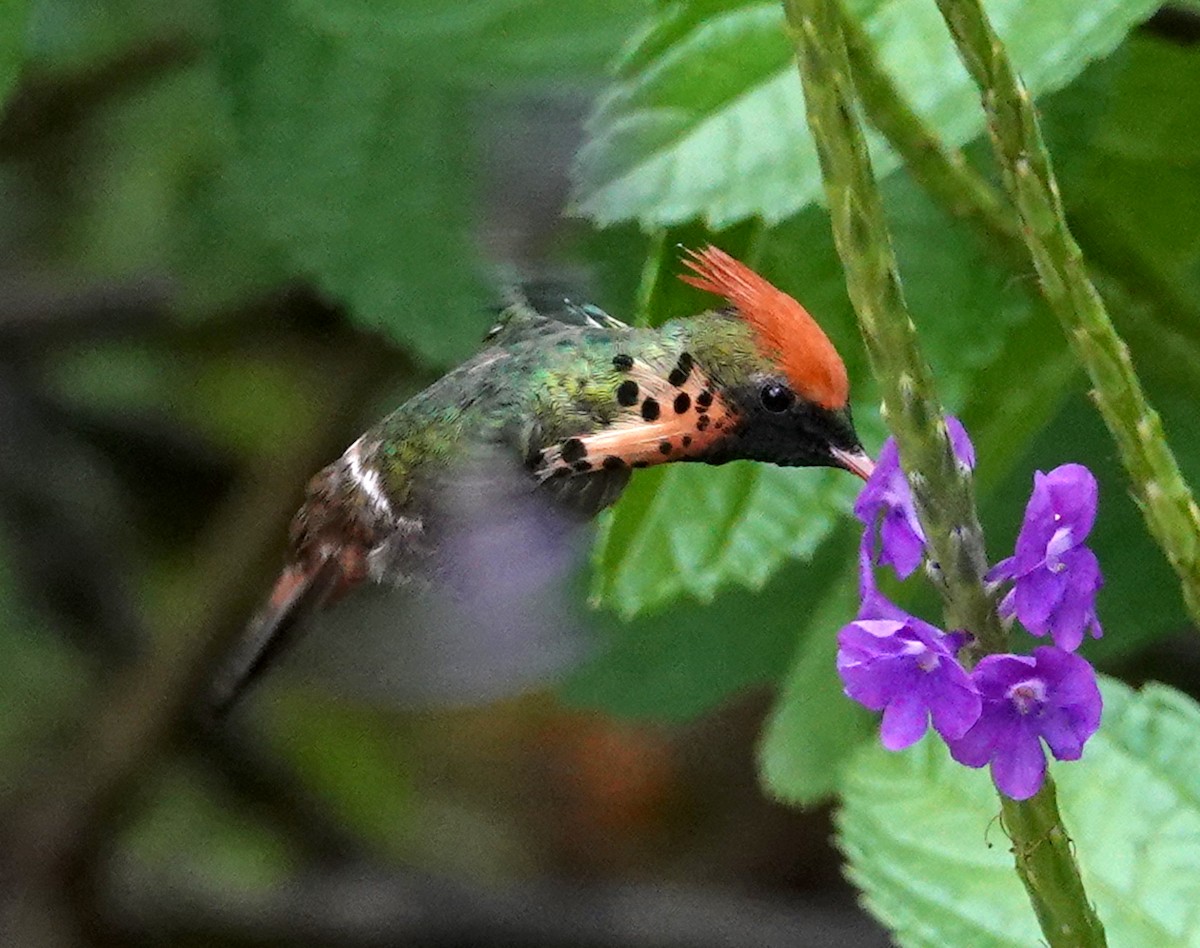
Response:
[208,246,874,716]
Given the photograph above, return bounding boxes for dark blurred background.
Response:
[1,1,1198,946]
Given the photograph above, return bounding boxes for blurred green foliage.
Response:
[572,0,1159,226]
[0,0,1198,943]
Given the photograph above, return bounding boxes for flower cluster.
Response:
[838,420,1103,800]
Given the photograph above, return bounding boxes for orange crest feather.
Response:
[679,245,849,409]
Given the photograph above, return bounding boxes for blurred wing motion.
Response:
[208,447,604,717]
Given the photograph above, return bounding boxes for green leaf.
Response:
[1069,34,1200,297]
[1065,32,1200,348]
[571,0,1159,227]
[569,165,1060,727]
[125,763,294,891]
[592,462,857,618]
[838,677,1200,947]
[564,530,857,720]
[215,1,488,363]
[288,0,651,84]
[23,0,207,74]
[64,60,291,311]
[0,526,91,787]
[0,0,27,109]
[757,555,874,805]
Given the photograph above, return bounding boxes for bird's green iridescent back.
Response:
[359,309,770,513]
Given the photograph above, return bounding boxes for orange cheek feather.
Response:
[537,365,738,477]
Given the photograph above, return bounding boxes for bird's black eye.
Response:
[759,383,794,413]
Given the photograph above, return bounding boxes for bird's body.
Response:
[210,248,873,715]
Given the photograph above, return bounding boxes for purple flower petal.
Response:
[839,655,913,710]
[945,707,1002,767]
[1046,464,1098,542]
[995,464,1103,650]
[836,611,982,751]
[1013,472,1057,571]
[986,556,1016,584]
[1040,591,1091,647]
[853,417,975,582]
[852,439,900,525]
[971,652,1037,692]
[1045,526,1075,569]
[946,417,976,470]
[880,509,926,579]
[944,647,1101,800]
[1038,714,1087,761]
[1012,465,1098,574]
[990,723,1047,800]
[1012,566,1065,636]
[1045,604,1086,652]
[1029,647,1103,735]
[881,692,930,750]
[1048,548,1103,646]
[928,675,983,741]
[856,533,912,622]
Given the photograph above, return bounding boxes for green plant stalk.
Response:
[833,0,1022,258]
[933,0,1200,628]
[781,0,1001,651]
[634,229,669,327]
[1001,785,1105,948]
[781,1,1106,944]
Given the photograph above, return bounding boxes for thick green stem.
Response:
[633,229,669,327]
[781,0,1001,651]
[780,1,1106,944]
[933,0,1200,629]
[833,0,1022,259]
[1001,782,1105,948]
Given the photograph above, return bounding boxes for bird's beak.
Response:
[832,447,875,482]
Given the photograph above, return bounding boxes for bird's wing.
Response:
[271,445,615,708]
[483,284,629,347]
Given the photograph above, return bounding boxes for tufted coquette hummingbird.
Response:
[209,246,874,715]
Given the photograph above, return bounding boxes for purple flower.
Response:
[855,417,976,579]
[989,464,1103,651]
[837,612,981,751]
[945,647,1102,800]
[855,531,909,622]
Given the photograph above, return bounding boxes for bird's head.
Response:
[678,246,874,480]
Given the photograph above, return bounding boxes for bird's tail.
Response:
[205,553,344,720]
